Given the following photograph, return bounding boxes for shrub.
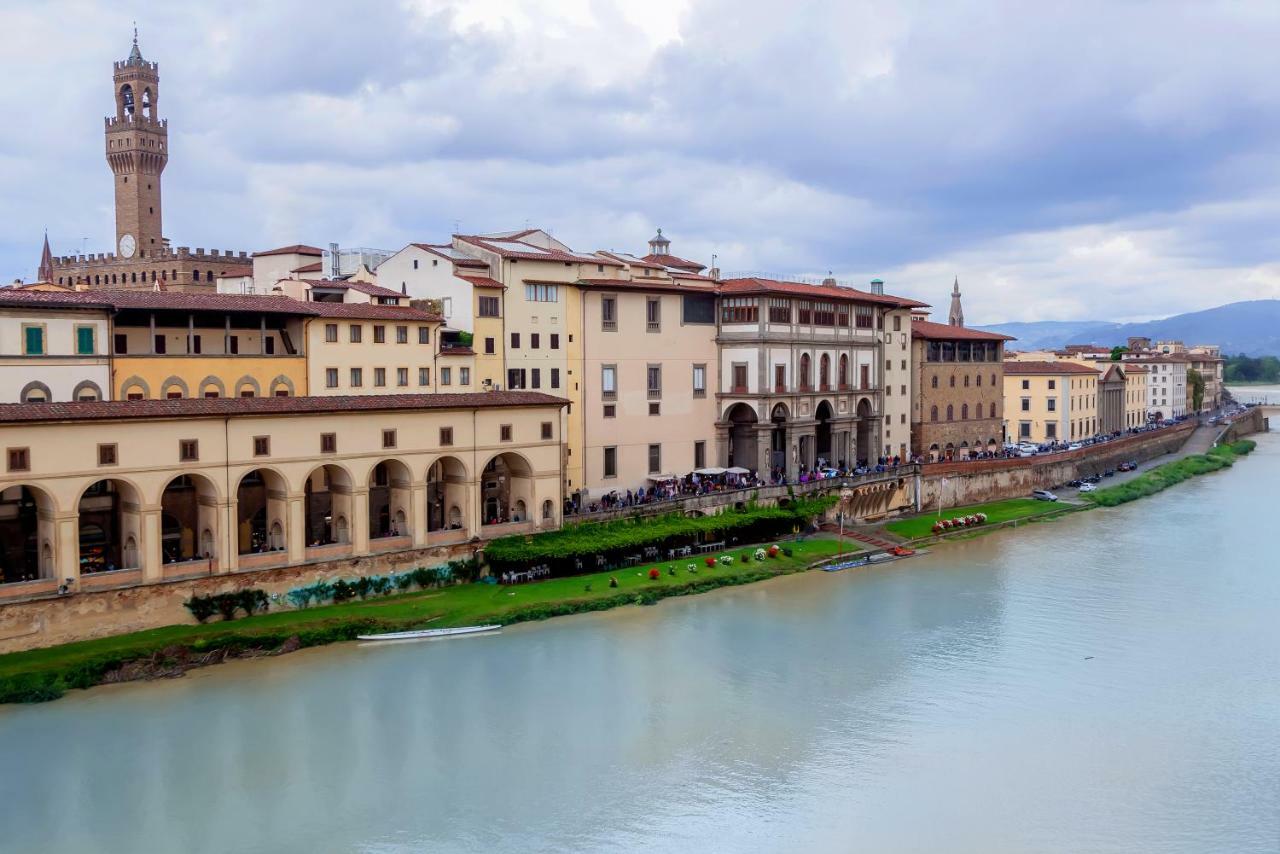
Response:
[214,593,240,622]
[331,580,356,603]
[238,589,269,616]
[184,596,218,623]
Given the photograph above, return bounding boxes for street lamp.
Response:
[838,488,853,557]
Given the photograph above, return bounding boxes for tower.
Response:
[948,277,964,327]
[648,228,671,257]
[105,29,166,261]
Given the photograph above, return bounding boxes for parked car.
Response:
[1067,442,1083,451]
[1103,469,1116,477]
[1078,482,1097,493]
[1032,489,1059,502]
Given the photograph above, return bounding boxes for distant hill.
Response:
[978,300,1280,356]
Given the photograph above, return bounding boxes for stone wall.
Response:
[918,421,1195,508]
[0,540,472,654]
[1218,408,1269,444]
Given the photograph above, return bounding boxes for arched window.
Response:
[839,354,849,388]
[991,373,996,386]
[799,354,812,390]
[976,373,982,387]
[819,354,830,390]
[961,403,969,420]
[946,404,954,421]
[989,402,996,418]
[964,375,970,387]
[931,375,938,389]
[191,270,200,282]
[542,499,553,520]
[930,405,938,422]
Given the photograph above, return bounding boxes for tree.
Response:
[1188,368,1206,412]
[1110,345,1128,361]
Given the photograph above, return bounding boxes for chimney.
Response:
[869,278,884,295]
[708,266,721,280]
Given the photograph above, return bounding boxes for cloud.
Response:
[2,0,1279,325]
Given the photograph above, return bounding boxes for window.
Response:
[350,324,363,343]
[860,364,871,388]
[1046,422,1058,439]
[733,363,749,392]
[459,367,470,385]
[418,367,430,386]
[500,424,513,442]
[324,323,338,342]
[541,421,553,440]
[413,258,419,269]
[603,446,617,478]
[440,427,453,446]
[768,298,791,323]
[603,404,616,418]
[774,364,786,392]
[646,296,661,332]
[531,333,540,349]
[507,368,526,389]
[320,433,337,454]
[1048,379,1056,390]
[397,367,409,387]
[265,337,275,355]
[855,305,874,329]
[649,402,661,415]
[1019,422,1032,439]
[694,440,706,469]
[1047,398,1057,412]
[893,315,902,332]
[551,368,560,389]
[931,375,938,389]
[179,440,199,462]
[648,444,661,474]
[350,368,363,387]
[647,364,662,399]
[1021,397,1031,412]
[374,368,386,387]
[601,295,617,330]
[373,325,386,344]
[550,333,560,349]
[478,296,500,318]
[949,375,956,387]
[382,429,397,449]
[531,368,541,389]
[1021,379,1030,390]
[22,325,44,355]
[524,283,559,302]
[253,436,270,457]
[127,392,143,401]
[961,404,968,419]
[720,297,758,323]
[418,326,430,344]
[602,365,617,399]
[114,333,128,354]
[484,337,496,355]
[510,332,520,349]
[441,367,452,385]
[326,368,339,388]
[946,405,954,421]
[7,447,30,472]
[930,405,938,421]
[75,325,96,355]
[682,293,716,324]
[228,336,239,355]
[692,364,707,397]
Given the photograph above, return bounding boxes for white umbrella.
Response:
[694,467,727,476]
[725,466,751,475]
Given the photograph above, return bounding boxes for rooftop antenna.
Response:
[453,219,460,235]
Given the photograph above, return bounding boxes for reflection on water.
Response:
[2,435,1279,854]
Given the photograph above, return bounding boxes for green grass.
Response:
[0,538,851,703]
[1084,439,1257,507]
[884,498,1061,540]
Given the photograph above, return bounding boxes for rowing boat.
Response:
[357,624,502,642]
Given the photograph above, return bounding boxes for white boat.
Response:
[357,624,501,642]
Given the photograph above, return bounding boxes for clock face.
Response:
[118,234,136,259]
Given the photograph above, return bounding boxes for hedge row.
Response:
[1084,439,1256,507]
[483,497,836,571]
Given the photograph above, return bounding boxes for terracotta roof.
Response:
[575,277,717,294]
[305,302,441,321]
[291,262,324,274]
[455,235,623,266]
[720,277,929,309]
[911,319,1015,341]
[0,392,569,425]
[300,279,404,298]
[1003,360,1100,375]
[640,252,706,272]
[458,275,506,290]
[0,289,315,315]
[253,244,324,258]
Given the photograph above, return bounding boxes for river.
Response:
[1,431,1277,854]
[1227,383,1280,405]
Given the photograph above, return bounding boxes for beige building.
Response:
[0,393,565,597]
[1002,360,1100,444]
[304,303,451,396]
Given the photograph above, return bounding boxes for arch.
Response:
[769,403,789,474]
[928,442,940,462]
[976,373,983,387]
[118,83,135,117]
[944,442,955,461]
[815,399,834,467]
[197,376,226,399]
[855,397,875,467]
[0,484,57,584]
[964,375,970,387]
[19,381,52,403]
[72,380,104,402]
[160,375,189,399]
[930,405,938,422]
[961,403,969,420]
[268,375,295,397]
[946,404,955,421]
[931,375,938,389]
[77,479,143,573]
[427,455,468,533]
[949,375,956,387]
[120,375,151,399]
[799,353,812,390]
[480,452,534,527]
[989,402,997,418]
[304,463,354,547]
[724,402,759,471]
[368,458,413,540]
[159,473,220,563]
[838,354,849,389]
[234,375,261,398]
[141,86,154,119]
[819,354,831,390]
[542,499,554,521]
[235,468,288,555]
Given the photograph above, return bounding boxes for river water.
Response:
[2,432,1277,854]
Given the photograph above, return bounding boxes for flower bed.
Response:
[931,512,988,536]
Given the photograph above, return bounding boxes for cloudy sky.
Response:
[3,0,1279,323]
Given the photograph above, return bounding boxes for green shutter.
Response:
[77,326,95,355]
[24,326,43,355]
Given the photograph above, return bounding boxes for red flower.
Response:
[648,568,660,580]
[705,556,717,567]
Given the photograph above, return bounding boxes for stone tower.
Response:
[948,277,964,327]
[105,30,166,262]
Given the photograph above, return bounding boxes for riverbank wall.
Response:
[1218,407,1269,443]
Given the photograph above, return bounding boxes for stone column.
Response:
[54,512,79,586]
[223,497,239,573]
[755,426,772,480]
[141,507,163,581]
[410,483,428,547]
[287,495,306,564]
[350,486,370,554]
[714,422,730,468]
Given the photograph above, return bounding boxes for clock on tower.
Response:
[118,233,136,259]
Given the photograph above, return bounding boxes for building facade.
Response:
[1002,360,1100,444]
[910,318,1012,460]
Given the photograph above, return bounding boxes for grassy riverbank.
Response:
[1083,440,1257,507]
[0,538,853,704]
[884,498,1063,540]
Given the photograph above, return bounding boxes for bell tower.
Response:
[105,28,166,261]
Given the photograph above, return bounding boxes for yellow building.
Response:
[1003,360,1100,444]
[303,303,452,396]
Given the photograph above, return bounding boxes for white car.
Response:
[1078,482,1096,493]
[1067,442,1082,451]
[1032,489,1059,501]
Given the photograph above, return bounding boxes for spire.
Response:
[37,231,53,283]
[127,23,143,63]
[948,276,964,327]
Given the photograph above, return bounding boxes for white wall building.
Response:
[0,297,112,402]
